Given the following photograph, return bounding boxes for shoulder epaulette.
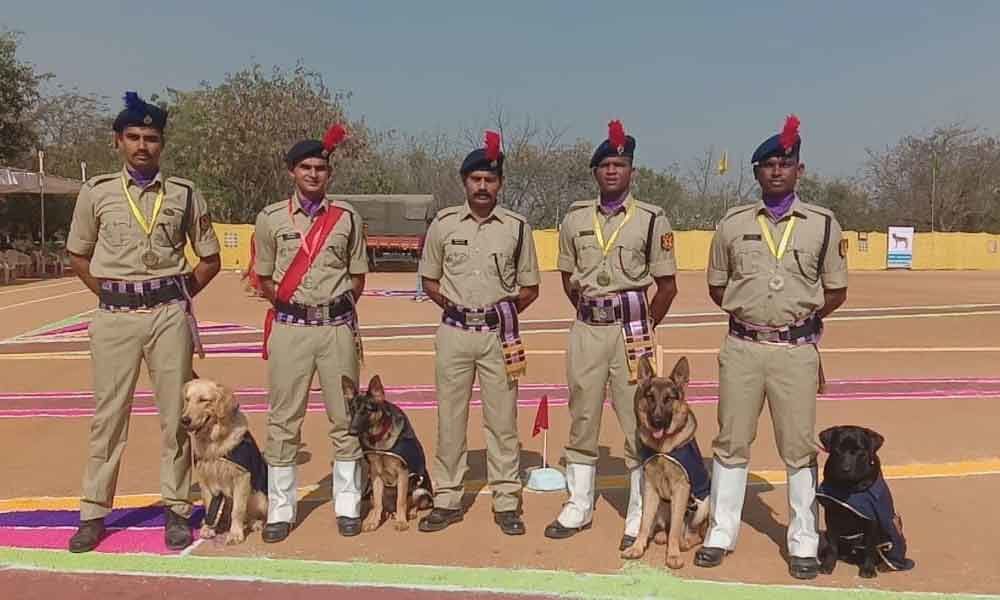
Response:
[567,199,594,212]
[721,204,757,221]
[262,201,286,216]
[84,173,118,188]
[500,207,527,223]
[433,206,462,222]
[329,200,359,214]
[166,176,194,190]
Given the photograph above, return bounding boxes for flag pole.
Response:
[542,428,548,469]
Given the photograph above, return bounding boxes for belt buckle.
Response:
[757,330,781,343]
[306,305,325,322]
[591,306,612,322]
[465,312,486,327]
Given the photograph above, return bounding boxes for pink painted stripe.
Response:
[0,526,192,554]
[2,391,997,419]
[4,377,1000,402]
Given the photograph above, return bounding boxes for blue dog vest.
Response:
[638,438,710,501]
[817,475,912,570]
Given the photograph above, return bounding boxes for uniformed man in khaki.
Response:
[254,126,369,542]
[65,92,221,553]
[417,131,540,536]
[694,116,848,580]
[544,121,678,550]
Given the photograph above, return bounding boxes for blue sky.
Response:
[5,1,999,177]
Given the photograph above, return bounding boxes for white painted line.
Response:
[0,289,90,313]
[0,279,80,297]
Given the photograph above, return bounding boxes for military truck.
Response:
[327,194,434,270]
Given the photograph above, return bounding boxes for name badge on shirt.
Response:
[280,233,302,241]
[577,230,595,237]
[742,234,762,241]
[450,239,469,246]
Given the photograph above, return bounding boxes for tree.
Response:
[0,30,47,166]
[864,125,1000,232]
[162,62,377,223]
[31,85,116,179]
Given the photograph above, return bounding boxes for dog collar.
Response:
[368,418,392,443]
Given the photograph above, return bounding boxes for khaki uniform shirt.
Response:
[557,194,677,297]
[66,167,220,280]
[254,195,369,306]
[418,203,540,309]
[708,196,848,327]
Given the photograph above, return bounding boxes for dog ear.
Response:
[341,376,358,401]
[818,426,839,452]
[670,356,690,389]
[862,427,885,452]
[637,355,656,383]
[182,379,196,399]
[368,375,385,403]
[215,383,237,423]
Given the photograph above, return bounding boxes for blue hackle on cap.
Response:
[123,91,145,111]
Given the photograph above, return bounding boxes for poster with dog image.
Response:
[887,226,914,269]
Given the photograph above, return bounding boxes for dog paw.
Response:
[620,544,646,560]
[393,519,410,532]
[819,557,836,575]
[666,554,685,570]
[199,525,216,539]
[680,531,703,552]
[225,531,246,545]
[859,566,877,579]
[653,531,668,546]
[250,520,264,532]
[362,516,381,532]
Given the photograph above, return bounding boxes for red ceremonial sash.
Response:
[262,204,345,359]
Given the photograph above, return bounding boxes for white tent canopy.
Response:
[0,167,82,197]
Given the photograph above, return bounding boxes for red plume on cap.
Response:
[779,114,800,152]
[322,123,348,155]
[484,130,502,162]
[608,120,627,153]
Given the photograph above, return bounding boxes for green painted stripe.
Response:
[0,548,993,600]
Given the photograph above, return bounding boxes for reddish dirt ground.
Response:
[2,270,999,596]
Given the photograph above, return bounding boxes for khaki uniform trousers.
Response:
[264,322,361,466]
[431,323,521,513]
[564,320,641,471]
[713,335,820,469]
[81,303,193,520]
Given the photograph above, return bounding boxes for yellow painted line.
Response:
[4,458,998,512]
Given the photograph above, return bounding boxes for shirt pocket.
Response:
[789,238,821,283]
[732,241,765,277]
[277,232,302,259]
[574,233,602,270]
[616,238,648,281]
[443,241,472,275]
[488,243,518,290]
[324,231,350,268]
[152,208,185,250]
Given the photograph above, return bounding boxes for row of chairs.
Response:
[0,249,69,284]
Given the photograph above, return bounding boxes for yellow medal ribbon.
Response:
[120,175,165,236]
[592,200,635,257]
[757,213,796,260]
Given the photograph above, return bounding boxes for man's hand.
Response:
[68,252,101,296]
[649,275,678,326]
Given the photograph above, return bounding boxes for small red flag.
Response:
[532,394,549,437]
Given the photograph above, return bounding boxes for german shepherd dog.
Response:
[343,375,433,532]
[181,379,268,544]
[621,356,710,569]
[817,425,915,578]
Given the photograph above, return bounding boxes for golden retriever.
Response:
[181,378,268,544]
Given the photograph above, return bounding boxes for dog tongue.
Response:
[652,429,665,440]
